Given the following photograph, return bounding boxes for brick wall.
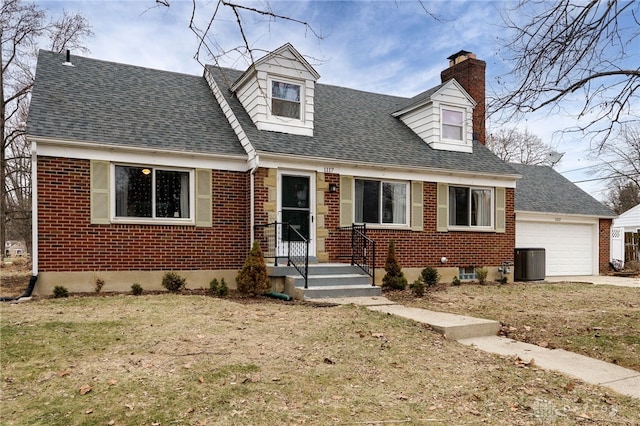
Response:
[324,176,516,269]
[599,218,612,273]
[37,156,250,272]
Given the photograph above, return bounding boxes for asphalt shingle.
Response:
[207,66,519,176]
[27,50,245,157]
[510,163,615,217]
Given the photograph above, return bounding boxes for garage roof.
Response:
[511,163,615,218]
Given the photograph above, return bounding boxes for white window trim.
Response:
[267,76,304,123]
[441,105,466,143]
[354,178,410,228]
[110,163,196,225]
[447,185,495,231]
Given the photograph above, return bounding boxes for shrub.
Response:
[94,278,105,293]
[475,267,489,285]
[452,276,461,286]
[131,283,143,295]
[410,278,425,297]
[381,241,407,291]
[162,272,186,293]
[53,285,69,298]
[498,276,508,285]
[421,266,440,287]
[236,241,270,297]
[209,278,229,297]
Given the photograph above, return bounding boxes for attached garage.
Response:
[516,216,597,276]
[510,163,615,278]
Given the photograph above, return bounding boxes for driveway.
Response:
[544,275,640,288]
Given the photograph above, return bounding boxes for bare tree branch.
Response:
[490,0,640,151]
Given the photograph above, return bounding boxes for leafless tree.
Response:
[1,0,92,257]
[486,127,558,166]
[599,124,640,213]
[490,0,640,151]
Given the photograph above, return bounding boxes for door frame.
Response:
[277,170,316,257]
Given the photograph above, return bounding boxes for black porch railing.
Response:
[336,223,376,286]
[254,222,309,288]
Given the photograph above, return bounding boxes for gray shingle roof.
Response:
[27,50,246,157]
[208,66,519,176]
[510,163,615,217]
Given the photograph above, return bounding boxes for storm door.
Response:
[278,172,315,257]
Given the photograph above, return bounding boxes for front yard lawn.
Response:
[386,281,640,371]
[2,294,639,425]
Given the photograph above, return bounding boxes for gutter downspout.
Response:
[1,142,39,301]
[249,155,259,245]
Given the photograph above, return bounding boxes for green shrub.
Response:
[162,272,186,293]
[209,278,229,297]
[236,241,270,297]
[498,276,508,285]
[410,278,425,297]
[475,267,489,285]
[53,285,69,298]
[381,241,407,291]
[131,283,143,295]
[94,277,105,293]
[420,266,440,287]
[452,276,461,286]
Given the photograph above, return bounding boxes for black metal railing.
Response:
[336,223,376,286]
[254,222,309,288]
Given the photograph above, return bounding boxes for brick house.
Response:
[27,44,522,297]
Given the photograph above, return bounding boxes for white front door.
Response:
[277,171,315,258]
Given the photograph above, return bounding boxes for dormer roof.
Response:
[391,79,476,117]
[230,43,320,92]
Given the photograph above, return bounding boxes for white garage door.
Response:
[516,222,595,276]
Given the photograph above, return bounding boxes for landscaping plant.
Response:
[420,266,440,287]
[381,241,407,291]
[475,267,489,285]
[236,241,270,297]
[162,272,187,293]
[52,285,69,298]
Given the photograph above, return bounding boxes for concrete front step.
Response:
[269,262,377,299]
[301,284,382,299]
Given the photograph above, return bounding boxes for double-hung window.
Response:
[271,80,301,119]
[355,179,408,225]
[442,108,464,141]
[448,186,492,228]
[115,165,192,221]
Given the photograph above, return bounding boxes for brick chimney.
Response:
[440,50,486,144]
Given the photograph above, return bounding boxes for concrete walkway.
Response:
[544,275,640,288]
[312,295,640,399]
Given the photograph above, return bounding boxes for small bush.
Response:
[476,267,489,285]
[94,278,105,293]
[162,272,186,293]
[452,276,461,286]
[498,276,508,285]
[410,278,425,297]
[420,266,440,287]
[131,283,143,295]
[382,241,407,291]
[236,241,270,297]
[209,278,229,297]
[53,286,69,298]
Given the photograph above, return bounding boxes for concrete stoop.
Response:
[268,263,380,300]
[368,305,501,340]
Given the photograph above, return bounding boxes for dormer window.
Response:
[271,80,301,119]
[442,108,463,141]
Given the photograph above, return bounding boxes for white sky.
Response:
[36,0,632,201]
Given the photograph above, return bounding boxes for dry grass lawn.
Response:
[386,281,640,372]
[2,293,639,425]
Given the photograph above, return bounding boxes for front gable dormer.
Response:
[231,43,320,137]
[392,79,476,153]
